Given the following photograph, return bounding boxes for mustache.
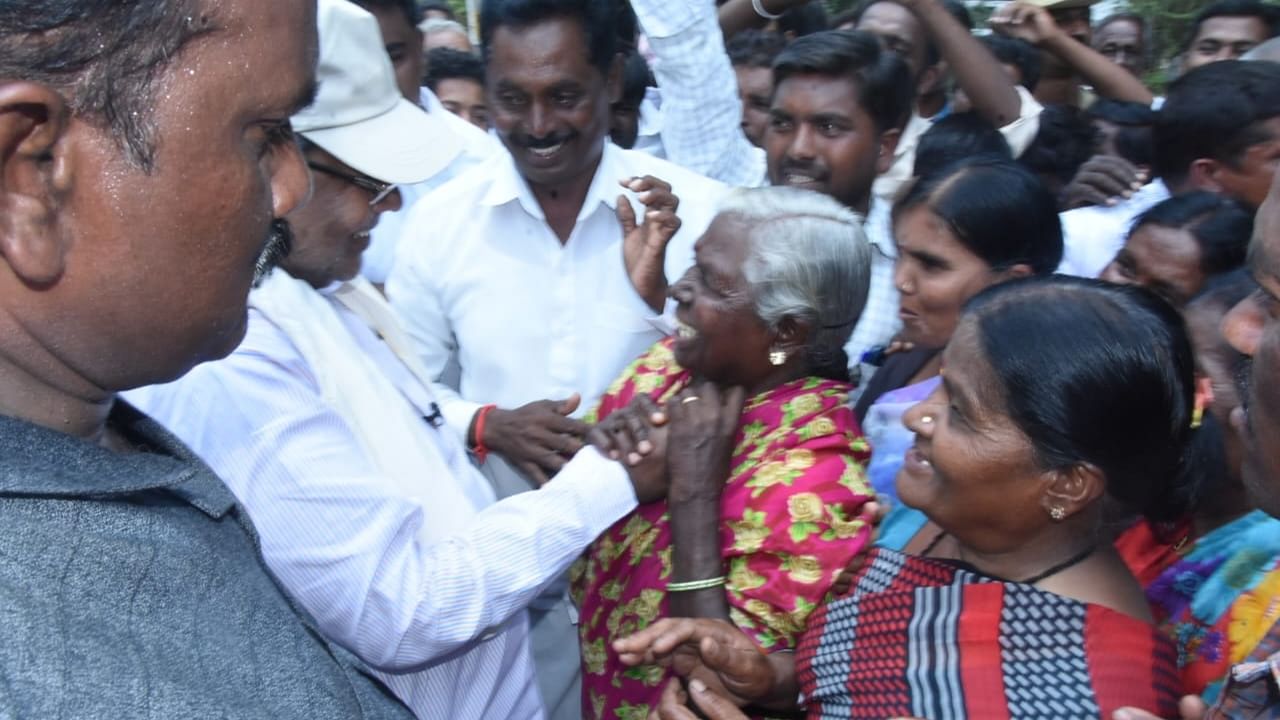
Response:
[253,218,294,287]
[513,131,576,149]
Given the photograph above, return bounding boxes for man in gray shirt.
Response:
[0,1,411,717]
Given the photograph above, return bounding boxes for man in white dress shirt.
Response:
[385,2,726,714]
[1058,60,1280,278]
[129,2,666,718]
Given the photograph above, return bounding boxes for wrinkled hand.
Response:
[990,1,1062,46]
[1061,155,1150,210]
[615,618,778,707]
[587,395,671,504]
[1113,696,1208,720]
[667,383,746,504]
[619,175,682,314]
[481,396,587,486]
[649,678,749,720]
[829,499,887,596]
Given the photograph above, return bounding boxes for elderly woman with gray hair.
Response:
[569,186,877,719]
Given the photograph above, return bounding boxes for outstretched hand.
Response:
[480,395,587,485]
[619,175,682,314]
[587,395,672,504]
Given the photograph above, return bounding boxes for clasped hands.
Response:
[586,381,747,505]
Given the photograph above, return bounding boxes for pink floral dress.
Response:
[570,339,874,720]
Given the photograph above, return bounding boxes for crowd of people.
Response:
[1,0,1279,718]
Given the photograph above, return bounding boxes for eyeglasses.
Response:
[306,162,397,206]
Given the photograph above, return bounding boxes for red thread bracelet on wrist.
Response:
[471,404,497,464]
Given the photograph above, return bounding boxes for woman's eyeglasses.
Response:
[307,162,397,206]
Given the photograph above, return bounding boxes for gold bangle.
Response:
[667,576,727,592]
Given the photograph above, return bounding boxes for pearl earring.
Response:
[769,349,787,366]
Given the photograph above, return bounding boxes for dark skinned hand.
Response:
[649,678,749,720]
[619,175,682,314]
[479,395,587,486]
[1061,155,1149,210]
[666,383,746,504]
[587,394,672,504]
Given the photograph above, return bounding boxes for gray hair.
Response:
[720,186,872,380]
[419,17,468,36]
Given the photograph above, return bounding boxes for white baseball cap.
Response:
[292,0,460,185]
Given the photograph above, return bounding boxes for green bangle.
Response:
[667,575,727,593]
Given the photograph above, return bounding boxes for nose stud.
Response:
[920,416,934,425]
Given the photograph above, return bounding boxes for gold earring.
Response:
[769,349,787,366]
[1049,506,1066,521]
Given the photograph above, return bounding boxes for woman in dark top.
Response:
[855,158,1062,520]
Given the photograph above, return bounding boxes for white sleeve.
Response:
[632,0,767,187]
[137,341,638,674]
[1001,85,1044,158]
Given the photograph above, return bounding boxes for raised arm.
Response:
[632,0,767,186]
[991,1,1154,105]
[899,0,1022,127]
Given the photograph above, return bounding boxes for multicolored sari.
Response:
[797,548,1180,720]
[1116,510,1280,701]
[570,339,874,720]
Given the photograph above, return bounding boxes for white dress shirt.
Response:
[1057,179,1172,278]
[845,197,901,383]
[362,88,500,285]
[386,141,728,444]
[873,85,1044,202]
[630,0,768,188]
[126,279,639,720]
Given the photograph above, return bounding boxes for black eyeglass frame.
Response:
[307,162,397,206]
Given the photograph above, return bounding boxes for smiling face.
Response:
[896,322,1052,553]
[669,214,775,387]
[893,206,1004,350]
[486,17,617,191]
[1102,224,1206,307]
[765,73,890,214]
[281,146,402,288]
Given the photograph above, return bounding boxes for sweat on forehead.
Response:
[0,0,220,169]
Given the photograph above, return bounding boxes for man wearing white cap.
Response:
[129,2,666,718]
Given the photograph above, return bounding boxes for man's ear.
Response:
[0,82,73,286]
[1187,158,1226,194]
[875,127,902,175]
[606,53,625,105]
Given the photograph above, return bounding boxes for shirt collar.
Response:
[0,401,238,518]
[480,139,622,222]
